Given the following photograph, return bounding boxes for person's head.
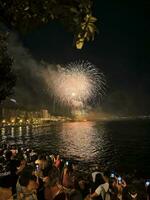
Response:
[4,150,12,160]
[95,173,105,188]
[22,165,34,175]
[47,166,60,187]
[109,177,116,189]
[19,171,38,191]
[19,170,33,187]
[38,154,46,161]
[103,170,110,178]
[102,170,110,183]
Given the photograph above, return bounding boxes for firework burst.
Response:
[45,61,106,109]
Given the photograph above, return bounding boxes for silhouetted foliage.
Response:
[0,0,97,49]
[0,32,16,103]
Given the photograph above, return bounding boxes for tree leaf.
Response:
[89,16,97,23]
[76,36,85,49]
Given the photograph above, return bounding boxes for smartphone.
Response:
[36,164,39,171]
[145,180,150,187]
[118,176,122,184]
[110,173,115,178]
[66,161,69,165]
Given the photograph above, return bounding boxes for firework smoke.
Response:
[44,61,106,109]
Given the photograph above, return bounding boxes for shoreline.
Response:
[0,116,150,128]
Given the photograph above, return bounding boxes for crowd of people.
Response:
[0,143,150,200]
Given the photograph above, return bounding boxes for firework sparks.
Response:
[44,61,106,109]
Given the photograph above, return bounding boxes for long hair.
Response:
[92,173,105,192]
[47,166,60,187]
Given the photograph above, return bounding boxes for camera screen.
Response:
[145,181,150,186]
[36,164,39,170]
[118,176,122,183]
[66,161,69,165]
[110,173,115,178]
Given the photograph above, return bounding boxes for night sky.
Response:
[19,0,149,115]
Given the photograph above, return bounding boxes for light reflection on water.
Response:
[1,128,6,140]
[18,126,22,137]
[11,127,15,137]
[58,122,105,161]
[26,126,29,136]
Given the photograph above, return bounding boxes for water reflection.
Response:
[26,126,29,136]
[11,127,15,137]
[18,126,22,137]
[1,127,6,140]
[58,121,106,161]
[1,127,5,135]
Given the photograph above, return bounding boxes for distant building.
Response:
[1,107,50,121]
[41,109,49,118]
